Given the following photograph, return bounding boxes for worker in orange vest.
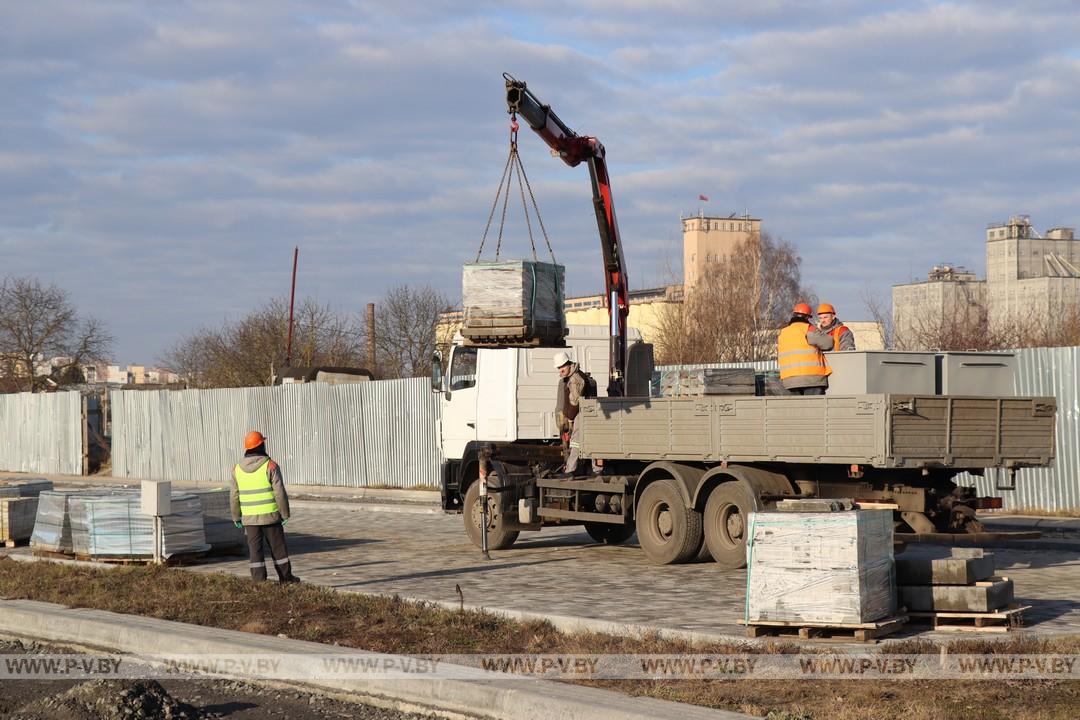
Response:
[229,431,300,584]
[816,303,855,351]
[777,303,833,395]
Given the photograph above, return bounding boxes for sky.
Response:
[3,1,1079,364]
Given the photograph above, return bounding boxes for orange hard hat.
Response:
[792,302,813,316]
[817,303,836,315]
[243,431,266,450]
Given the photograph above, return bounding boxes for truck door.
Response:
[440,345,478,461]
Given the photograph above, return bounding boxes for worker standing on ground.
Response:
[554,352,598,476]
[777,303,834,395]
[816,303,856,351]
[229,431,300,584]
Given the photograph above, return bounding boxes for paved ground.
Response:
[164,500,1080,641]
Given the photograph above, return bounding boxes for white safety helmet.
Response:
[552,351,572,369]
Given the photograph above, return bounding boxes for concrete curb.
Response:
[0,599,751,720]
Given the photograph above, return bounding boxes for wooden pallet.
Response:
[72,551,207,567]
[906,603,1030,632]
[30,548,75,560]
[743,614,908,642]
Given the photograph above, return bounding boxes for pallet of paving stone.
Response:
[0,497,38,546]
[896,548,995,585]
[906,603,1030,633]
[898,576,1015,614]
[659,368,756,397]
[72,550,208,567]
[461,261,566,345]
[0,478,54,498]
[743,614,908,642]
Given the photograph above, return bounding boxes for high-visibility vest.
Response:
[777,322,831,380]
[827,323,850,351]
[234,460,279,517]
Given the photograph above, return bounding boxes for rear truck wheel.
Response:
[463,481,519,550]
[584,522,635,545]
[703,482,760,570]
[636,480,703,565]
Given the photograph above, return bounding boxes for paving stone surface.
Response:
[183,501,1080,641]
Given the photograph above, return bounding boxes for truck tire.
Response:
[584,522,635,545]
[636,480,703,565]
[703,482,759,570]
[463,481,519,550]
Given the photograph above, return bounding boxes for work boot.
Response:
[280,575,301,585]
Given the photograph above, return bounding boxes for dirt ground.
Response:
[0,639,446,720]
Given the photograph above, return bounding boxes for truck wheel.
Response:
[703,482,759,570]
[463,481,519,550]
[636,480,703,565]
[584,522,634,545]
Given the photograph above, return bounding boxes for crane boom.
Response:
[504,73,630,397]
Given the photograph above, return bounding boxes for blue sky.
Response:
[3,1,1079,363]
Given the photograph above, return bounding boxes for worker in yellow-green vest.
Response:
[229,431,300,584]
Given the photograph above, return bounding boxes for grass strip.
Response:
[1,558,1079,720]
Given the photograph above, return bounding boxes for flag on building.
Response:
[698,194,709,202]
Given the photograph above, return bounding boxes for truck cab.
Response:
[433,325,645,511]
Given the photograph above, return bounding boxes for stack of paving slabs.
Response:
[746,506,897,628]
[659,368,756,397]
[755,371,791,396]
[68,491,210,559]
[0,479,54,545]
[897,549,1021,631]
[461,261,566,345]
[30,490,87,553]
[188,488,245,549]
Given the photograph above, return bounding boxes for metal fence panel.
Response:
[110,379,442,488]
[660,349,1080,511]
[0,391,82,475]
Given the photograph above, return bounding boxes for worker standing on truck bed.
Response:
[554,351,598,476]
[777,303,833,395]
[816,303,855,351]
[230,431,301,584]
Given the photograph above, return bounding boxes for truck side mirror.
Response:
[431,351,443,393]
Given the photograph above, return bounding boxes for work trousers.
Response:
[244,522,294,582]
[564,421,584,474]
[789,385,826,395]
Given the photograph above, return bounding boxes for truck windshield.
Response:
[449,347,478,391]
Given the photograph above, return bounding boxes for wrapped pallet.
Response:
[745,509,895,625]
[659,368,756,397]
[69,492,209,559]
[30,491,79,553]
[0,498,37,544]
[461,261,566,344]
[188,488,244,549]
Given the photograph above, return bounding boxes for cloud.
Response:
[1,0,1078,362]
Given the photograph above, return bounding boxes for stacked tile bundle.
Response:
[896,549,1014,613]
[0,478,55,544]
[746,506,896,625]
[68,491,209,559]
[188,488,245,549]
[659,368,756,397]
[461,261,566,345]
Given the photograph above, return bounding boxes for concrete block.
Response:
[896,552,995,585]
[899,579,1013,613]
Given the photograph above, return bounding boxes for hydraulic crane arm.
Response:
[504,73,629,396]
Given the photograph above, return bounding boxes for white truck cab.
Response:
[435,325,641,461]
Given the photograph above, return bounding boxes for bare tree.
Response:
[163,297,367,388]
[654,232,814,364]
[860,283,893,349]
[0,277,113,392]
[375,284,452,379]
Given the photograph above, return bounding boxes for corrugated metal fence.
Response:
[110,379,442,488]
[659,348,1080,511]
[0,391,82,475]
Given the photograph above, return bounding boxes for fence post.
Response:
[81,394,89,476]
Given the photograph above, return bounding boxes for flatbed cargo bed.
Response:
[579,394,1055,470]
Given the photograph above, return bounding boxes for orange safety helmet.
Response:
[243,431,266,450]
[792,302,813,316]
[817,303,836,315]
